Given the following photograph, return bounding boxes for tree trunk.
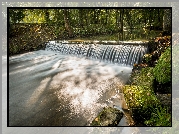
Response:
[44,9,50,23]
[105,9,108,25]
[79,9,83,27]
[63,9,74,38]
[120,9,124,41]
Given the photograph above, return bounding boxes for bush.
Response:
[123,85,160,123]
[153,46,171,84]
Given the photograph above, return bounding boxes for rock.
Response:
[90,107,123,126]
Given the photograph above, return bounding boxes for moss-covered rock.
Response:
[123,85,160,123]
[132,67,154,89]
[153,46,171,84]
[90,107,123,126]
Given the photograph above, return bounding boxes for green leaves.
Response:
[123,85,160,122]
[153,46,171,84]
[144,105,171,126]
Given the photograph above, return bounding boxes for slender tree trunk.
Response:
[120,9,124,41]
[93,9,97,24]
[116,9,119,26]
[96,9,101,24]
[63,9,74,38]
[105,9,108,25]
[44,9,50,23]
[79,9,83,27]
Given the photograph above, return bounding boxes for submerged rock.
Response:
[90,107,123,126]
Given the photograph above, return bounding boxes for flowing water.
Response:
[46,41,148,66]
[9,41,148,127]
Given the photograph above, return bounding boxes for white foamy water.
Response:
[9,50,132,126]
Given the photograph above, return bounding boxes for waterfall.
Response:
[45,41,148,66]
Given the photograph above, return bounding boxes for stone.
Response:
[90,107,123,126]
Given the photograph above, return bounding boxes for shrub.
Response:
[153,46,171,84]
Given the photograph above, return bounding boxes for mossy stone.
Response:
[90,107,123,126]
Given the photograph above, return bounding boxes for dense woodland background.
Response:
[9,8,171,40]
[8,8,172,55]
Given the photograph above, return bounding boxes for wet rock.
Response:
[90,107,123,126]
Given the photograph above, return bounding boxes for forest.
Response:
[8,8,172,127]
[9,8,171,41]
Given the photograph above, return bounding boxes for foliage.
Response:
[132,67,154,88]
[8,8,170,41]
[145,116,179,133]
[144,105,171,126]
[123,85,160,123]
[153,46,171,84]
[9,24,56,55]
[9,9,25,23]
[143,54,153,65]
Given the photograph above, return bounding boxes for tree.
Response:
[63,9,74,38]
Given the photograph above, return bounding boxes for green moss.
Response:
[153,46,171,84]
[90,107,123,126]
[132,67,154,88]
[123,85,160,122]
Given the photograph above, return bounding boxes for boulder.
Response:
[90,107,123,126]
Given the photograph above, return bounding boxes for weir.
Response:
[45,41,148,66]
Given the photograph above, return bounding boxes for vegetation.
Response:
[144,105,171,126]
[123,85,160,125]
[123,36,171,126]
[153,46,171,84]
[132,67,154,88]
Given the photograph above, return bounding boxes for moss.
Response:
[90,107,123,126]
[132,67,154,89]
[153,46,171,84]
[123,85,160,123]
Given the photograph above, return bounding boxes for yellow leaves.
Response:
[95,117,99,122]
